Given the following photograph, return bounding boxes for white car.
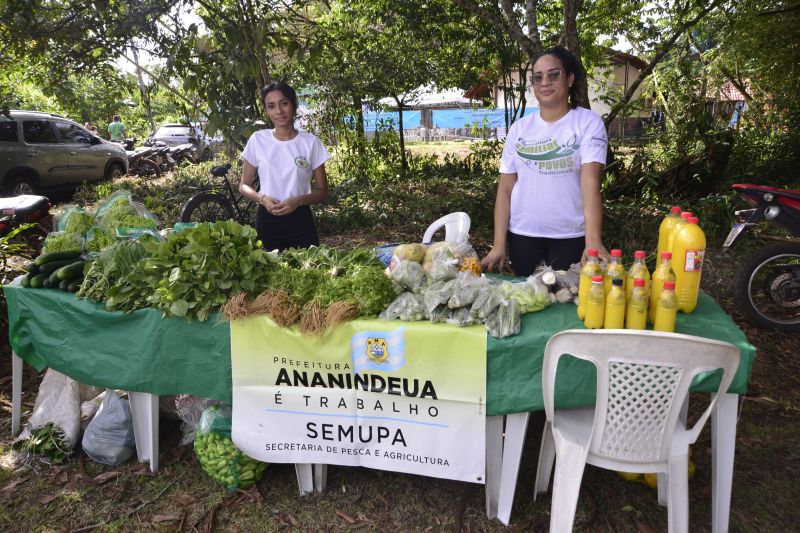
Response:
[151,123,211,161]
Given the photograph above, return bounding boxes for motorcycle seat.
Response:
[0,194,50,217]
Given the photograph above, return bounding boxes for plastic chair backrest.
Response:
[543,329,740,464]
[422,212,471,244]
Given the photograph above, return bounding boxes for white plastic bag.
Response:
[14,369,81,450]
[175,395,220,446]
[81,390,136,465]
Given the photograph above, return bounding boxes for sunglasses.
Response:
[531,70,564,86]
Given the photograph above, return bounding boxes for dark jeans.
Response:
[256,205,319,251]
[507,232,585,276]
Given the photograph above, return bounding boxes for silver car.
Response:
[0,110,128,196]
[151,123,211,161]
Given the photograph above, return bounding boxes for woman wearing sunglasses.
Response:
[481,46,610,276]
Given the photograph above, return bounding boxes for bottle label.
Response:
[684,249,705,272]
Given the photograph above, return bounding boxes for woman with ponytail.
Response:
[481,46,610,275]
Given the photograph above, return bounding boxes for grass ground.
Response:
[1,153,799,531]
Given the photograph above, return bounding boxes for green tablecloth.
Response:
[4,284,755,417]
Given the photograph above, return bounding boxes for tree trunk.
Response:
[394,95,407,172]
[560,0,590,109]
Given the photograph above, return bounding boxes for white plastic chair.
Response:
[422,212,470,244]
[534,329,740,533]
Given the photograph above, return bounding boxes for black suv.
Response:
[0,110,128,196]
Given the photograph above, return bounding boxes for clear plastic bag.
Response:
[81,390,136,466]
[446,306,476,326]
[485,298,521,338]
[56,205,95,235]
[429,304,449,323]
[42,231,84,253]
[194,405,268,491]
[391,260,427,292]
[471,284,503,320]
[423,279,458,314]
[175,395,220,446]
[380,292,426,321]
[95,191,159,230]
[448,272,489,308]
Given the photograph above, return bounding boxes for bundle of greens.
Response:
[77,238,152,304]
[223,245,397,333]
[101,220,270,321]
[59,207,95,235]
[13,423,71,464]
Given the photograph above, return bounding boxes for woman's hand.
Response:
[481,245,507,272]
[260,195,280,213]
[270,196,301,216]
[581,242,610,264]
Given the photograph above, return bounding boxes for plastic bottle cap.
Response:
[611,249,622,257]
[681,212,692,219]
[671,206,681,213]
[664,281,676,290]
[634,278,645,287]
[688,217,699,224]
[587,249,598,257]
[612,278,623,286]
[661,251,672,259]
[634,250,646,259]
[591,275,603,282]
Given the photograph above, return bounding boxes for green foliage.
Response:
[0,223,37,269]
[318,139,501,237]
[13,423,71,464]
[104,220,270,321]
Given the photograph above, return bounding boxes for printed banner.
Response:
[230,318,487,483]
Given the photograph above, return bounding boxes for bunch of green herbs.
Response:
[13,423,71,464]
[106,220,270,321]
[77,238,152,303]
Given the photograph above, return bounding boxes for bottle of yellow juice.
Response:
[584,275,605,329]
[657,206,682,259]
[626,250,650,301]
[653,280,678,332]
[577,249,602,320]
[604,249,626,295]
[649,251,676,323]
[626,278,649,330]
[672,216,706,313]
[604,278,626,329]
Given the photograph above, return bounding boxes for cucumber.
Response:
[48,269,62,287]
[67,278,83,293]
[58,279,70,290]
[21,274,31,288]
[35,250,82,266]
[39,258,80,274]
[29,273,48,288]
[56,260,89,281]
[22,262,39,274]
[42,277,54,288]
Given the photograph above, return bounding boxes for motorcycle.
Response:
[143,139,176,173]
[169,143,197,165]
[722,183,800,331]
[126,147,161,179]
[0,194,51,256]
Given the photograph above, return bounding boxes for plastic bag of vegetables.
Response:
[423,279,458,314]
[485,298,521,338]
[194,405,268,491]
[380,292,427,322]
[56,205,95,235]
[446,306,476,327]
[391,260,427,292]
[448,272,489,308]
[42,231,84,253]
[471,284,503,320]
[505,280,551,313]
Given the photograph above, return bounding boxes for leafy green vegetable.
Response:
[104,220,270,321]
[63,209,95,235]
[13,423,71,464]
[42,232,83,253]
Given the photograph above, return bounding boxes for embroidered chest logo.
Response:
[294,156,310,169]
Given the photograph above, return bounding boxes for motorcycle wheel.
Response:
[134,158,161,179]
[180,192,235,223]
[733,241,800,331]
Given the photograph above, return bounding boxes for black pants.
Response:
[256,205,319,251]
[507,232,585,276]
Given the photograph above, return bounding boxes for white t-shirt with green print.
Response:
[499,107,608,239]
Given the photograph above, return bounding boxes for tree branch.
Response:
[524,0,541,51]
[604,0,723,126]
[499,0,539,60]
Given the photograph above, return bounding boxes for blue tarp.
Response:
[361,107,537,132]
